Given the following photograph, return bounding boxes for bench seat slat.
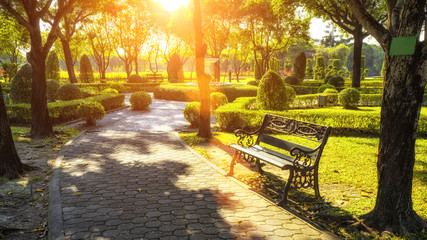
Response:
[258,134,315,154]
[229,144,295,169]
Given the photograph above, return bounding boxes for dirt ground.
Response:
[0,131,75,239]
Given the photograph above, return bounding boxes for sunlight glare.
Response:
[153,0,191,11]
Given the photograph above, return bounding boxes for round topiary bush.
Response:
[109,83,126,93]
[257,70,288,111]
[284,76,299,85]
[10,64,32,103]
[328,76,345,88]
[247,80,259,86]
[285,86,296,104]
[77,101,105,125]
[183,102,200,127]
[56,83,82,101]
[46,79,60,101]
[323,88,339,104]
[339,88,360,109]
[101,88,119,94]
[317,83,336,93]
[129,91,152,110]
[128,74,148,83]
[210,92,228,110]
[80,87,99,98]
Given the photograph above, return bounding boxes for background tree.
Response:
[0,0,77,138]
[346,0,427,235]
[194,0,211,138]
[168,53,185,83]
[292,52,306,83]
[46,51,60,80]
[301,0,386,87]
[0,84,28,178]
[79,54,94,83]
[229,26,251,81]
[0,11,29,64]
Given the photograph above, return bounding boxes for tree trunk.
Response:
[0,85,28,178]
[27,30,53,138]
[135,57,139,75]
[194,0,211,138]
[61,39,77,83]
[214,61,220,82]
[351,24,363,88]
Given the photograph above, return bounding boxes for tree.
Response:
[243,0,310,76]
[346,0,427,235]
[229,26,251,81]
[194,0,211,138]
[85,14,114,79]
[301,0,386,87]
[292,52,306,82]
[79,54,94,83]
[0,11,29,64]
[0,84,28,178]
[46,51,60,80]
[0,0,77,138]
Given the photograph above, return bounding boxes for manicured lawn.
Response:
[207,132,427,220]
[11,126,80,143]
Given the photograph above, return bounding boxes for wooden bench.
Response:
[146,73,163,83]
[227,114,332,205]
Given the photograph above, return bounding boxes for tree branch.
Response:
[345,0,391,49]
[0,0,31,30]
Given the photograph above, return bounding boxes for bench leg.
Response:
[255,159,263,174]
[278,169,294,206]
[314,168,320,199]
[227,151,239,176]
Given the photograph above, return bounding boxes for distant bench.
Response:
[146,73,163,83]
[227,114,332,205]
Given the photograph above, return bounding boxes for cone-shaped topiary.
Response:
[80,54,94,83]
[292,52,306,83]
[257,70,288,111]
[10,64,32,103]
[46,51,60,80]
[168,53,185,83]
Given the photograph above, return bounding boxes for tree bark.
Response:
[0,85,28,178]
[61,39,77,83]
[346,0,427,234]
[352,24,363,88]
[214,61,220,82]
[194,0,212,138]
[27,26,53,138]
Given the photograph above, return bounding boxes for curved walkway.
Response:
[49,96,338,240]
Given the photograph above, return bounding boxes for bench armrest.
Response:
[290,147,318,170]
[234,128,261,147]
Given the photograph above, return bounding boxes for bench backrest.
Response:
[256,114,331,166]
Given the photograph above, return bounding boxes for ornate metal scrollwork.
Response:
[265,114,328,142]
[290,148,315,170]
[235,130,256,147]
[240,152,257,164]
[292,169,315,189]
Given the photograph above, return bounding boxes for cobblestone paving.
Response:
[57,130,337,240]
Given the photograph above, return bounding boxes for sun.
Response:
[152,0,191,12]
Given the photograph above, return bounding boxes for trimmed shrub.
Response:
[284,76,299,85]
[339,88,360,109]
[1,62,18,82]
[292,52,306,83]
[257,70,288,111]
[285,86,296,104]
[46,51,60,80]
[56,83,82,101]
[183,102,200,127]
[247,80,259,86]
[210,92,228,110]
[109,83,126,93]
[102,88,119,94]
[323,88,339,104]
[10,64,32,104]
[305,58,313,79]
[314,56,325,82]
[168,53,185,83]
[80,54,94,83]
[317,84,336,93]
[80,87,99,98]
[328,76,345,88]
[129,91,152,110]
[254,59,263,80]
[77,101,105,125]
[46,79,60,101]
[128,74,147,83]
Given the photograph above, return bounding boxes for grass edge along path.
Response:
[179,131,427,239]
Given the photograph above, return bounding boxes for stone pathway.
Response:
[50,96,338,239]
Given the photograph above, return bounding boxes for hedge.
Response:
[75,83,161,92]
[6,93,125,124]
[153,84,258,102]
[214,97,427,134]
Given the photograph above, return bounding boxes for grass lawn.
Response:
[10,126,80,144]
